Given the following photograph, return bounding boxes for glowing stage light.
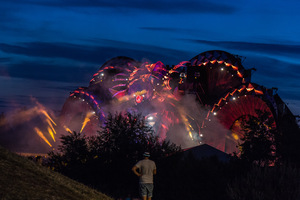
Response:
[135,95,143,104]
[147,116,154,121]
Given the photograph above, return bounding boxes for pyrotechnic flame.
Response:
[46,119,56,134]
[63,125,72,134]
[39,109,56,126]
[177,106,194,139]
[47,127,55,142]
[189,131,193,139]
[80,112,93,133]
[34,127,52,147]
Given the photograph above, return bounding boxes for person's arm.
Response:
[153,162,157,175]
[132,165,141,177]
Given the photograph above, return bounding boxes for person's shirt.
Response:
[134,159,156,183]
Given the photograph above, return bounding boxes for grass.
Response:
[0,146,113,200]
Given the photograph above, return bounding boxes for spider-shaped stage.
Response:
[60,50,281,153]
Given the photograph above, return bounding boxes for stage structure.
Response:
[60,50,290,153]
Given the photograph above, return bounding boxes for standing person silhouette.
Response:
[132,152,157,200]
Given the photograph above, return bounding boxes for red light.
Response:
[135,95,143,103]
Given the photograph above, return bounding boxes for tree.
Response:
[275,112,300,166]
[90,112,180,163]
[48,112,181,198]
[238,110,277,166]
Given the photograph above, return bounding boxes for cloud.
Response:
[244,56,300,79]
[0,40,191,65]
[0,57,11,62]
[140,27,206,35]
[0,99,9,108]
[186,39,300,59]
[13,0,237,14]
[1,61,96,83]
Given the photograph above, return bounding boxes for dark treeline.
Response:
[42,111,300,200]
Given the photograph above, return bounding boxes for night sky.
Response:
[0,0,300,116]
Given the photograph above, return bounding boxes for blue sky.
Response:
[0,0,300,116]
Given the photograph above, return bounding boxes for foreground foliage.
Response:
[238,110,277,166]
[48,112,181,198]
[46,110,300,199]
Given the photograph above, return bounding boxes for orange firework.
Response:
[80,112,93,133]
[63,125,72,134]
[39,109,56,126]
[47,127,55,142]
[34,127,52,147]
[46,119,56,134]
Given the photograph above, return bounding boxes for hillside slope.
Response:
[0,146,113,200]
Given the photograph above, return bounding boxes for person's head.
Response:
[143,152,150,158]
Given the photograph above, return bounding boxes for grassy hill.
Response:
[0,146,113,200]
